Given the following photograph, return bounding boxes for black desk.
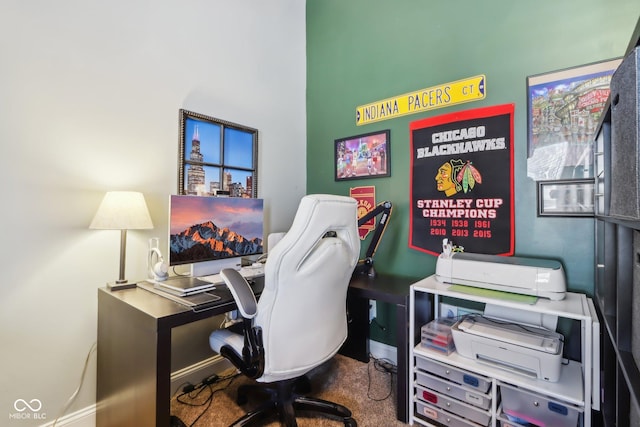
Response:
[96,274,421,426]
[340,272,418,423]
[96,279,264,427]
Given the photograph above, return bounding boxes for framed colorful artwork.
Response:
[334,130,390,181]
[526,58,621,181]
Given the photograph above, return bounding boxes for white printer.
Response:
[435,241,567,300]
[451,314,564,382]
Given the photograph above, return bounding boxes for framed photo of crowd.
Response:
[334,129,390,181]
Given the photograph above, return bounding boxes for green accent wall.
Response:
[307,0,639,298]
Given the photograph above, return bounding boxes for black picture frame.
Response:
[537,178,595,217]
[334,129,390,181]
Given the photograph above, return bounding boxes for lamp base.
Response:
[107,280,137,291]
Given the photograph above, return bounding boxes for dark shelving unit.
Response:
[594,17,640,427]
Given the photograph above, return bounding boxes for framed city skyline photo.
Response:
[178,109,258,198]
[334,129,391,181]
[526,58,621,181]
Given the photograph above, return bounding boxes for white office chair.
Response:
[209,194,360,426]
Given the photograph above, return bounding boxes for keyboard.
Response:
[199,265,265,284]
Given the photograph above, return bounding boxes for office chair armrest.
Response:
[220,324,264,379]
[220,268,258,319]
[219,268,264,379]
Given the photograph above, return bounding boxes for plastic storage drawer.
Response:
[416,356,491,392]
[496,405,524,427]
[500,383,582,427]
[416,399,487,427]
[416,384,491,426]
[415,370,491,410]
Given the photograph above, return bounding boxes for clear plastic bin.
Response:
[421,318,456,354]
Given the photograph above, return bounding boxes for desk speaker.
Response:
[610,46,640,220]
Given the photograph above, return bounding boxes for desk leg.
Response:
[340,294,370,362]
[97,291,172,427]
[157,328,172,426]
[395,300,408,423]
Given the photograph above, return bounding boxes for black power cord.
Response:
[367,353,396,401]
[181,374,220,394]
[172,372,239,426]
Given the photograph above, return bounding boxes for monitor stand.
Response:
[190,258,242,278]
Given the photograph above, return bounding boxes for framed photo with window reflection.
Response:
[334,129,391,181]
[178,109,258,198]
[537,178,595,217]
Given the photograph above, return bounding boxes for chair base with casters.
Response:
[231,376,357,427]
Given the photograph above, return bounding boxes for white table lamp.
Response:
[90,191,153,290]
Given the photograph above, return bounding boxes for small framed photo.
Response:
[334,129,390,181]
[537,178,595,217]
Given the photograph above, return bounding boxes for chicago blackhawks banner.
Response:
[409,104,515,256]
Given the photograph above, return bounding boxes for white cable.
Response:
[52,341,97,427]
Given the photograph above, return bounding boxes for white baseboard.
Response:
[368,339,397,365]
[39,404,95,427]
[38,356,233,427]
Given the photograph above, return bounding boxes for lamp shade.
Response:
[90,191,154,230]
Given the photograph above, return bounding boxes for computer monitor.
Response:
[169,195,264,277]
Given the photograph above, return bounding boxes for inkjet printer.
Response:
[435,243,567,301]
[434,240,568,381]
[451,314,564,382]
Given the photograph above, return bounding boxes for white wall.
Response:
[0,1,306,425]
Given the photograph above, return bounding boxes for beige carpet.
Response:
[170,354,409,426]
